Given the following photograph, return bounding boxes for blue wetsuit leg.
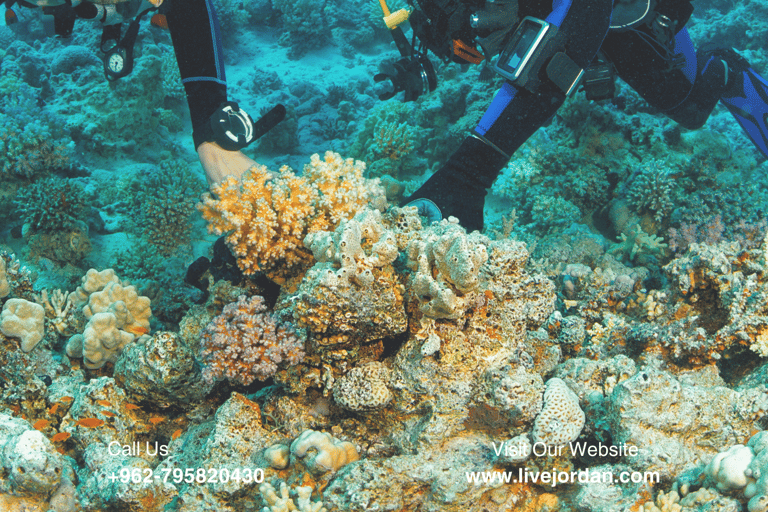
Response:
[603,26,768,158]
[720,59,768,158]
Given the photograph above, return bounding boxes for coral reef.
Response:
[3,2,768,510]
[272,0,336,59]
[291,207,407,350]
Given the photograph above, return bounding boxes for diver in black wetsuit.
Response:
[4,0,282,189]
[376,0,768,232]
[165,0,288,188]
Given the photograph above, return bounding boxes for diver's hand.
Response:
[197,141,258,189]
[403,198,442,225]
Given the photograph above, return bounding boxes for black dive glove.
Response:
[402,136,509,232]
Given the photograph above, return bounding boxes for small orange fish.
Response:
[48,404,59,415]
[60,396,73,403]
[75,418,104,428]
[171,429,183,440]
[124,403,141,411]
[51,432,71,443]
[125,325,149,336]
[151,13,169,29]
[33,420,50,430]
[5,8,18,25]
[101,411,116,418]
[96,400,111,407]
[149,416,165,425]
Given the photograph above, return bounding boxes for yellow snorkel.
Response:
[378,0,410,30]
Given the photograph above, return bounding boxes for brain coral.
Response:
[532,377,585,446]
[200,295,305,386]
[198,151,384,283]
[333,362,392,412]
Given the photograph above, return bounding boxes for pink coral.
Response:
[200,295,305,386]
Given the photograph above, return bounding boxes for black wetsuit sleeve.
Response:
[165,0,227,148]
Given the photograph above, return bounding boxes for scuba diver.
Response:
[3,0,284,188]
[375,0,768,232]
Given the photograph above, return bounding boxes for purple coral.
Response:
[200,295,305,386]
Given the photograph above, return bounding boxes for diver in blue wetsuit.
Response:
[376,0,768,232]
[4,0,283,188]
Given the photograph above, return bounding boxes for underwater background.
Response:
[1,0,768,510]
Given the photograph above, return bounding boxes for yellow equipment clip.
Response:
[378,0,411,30]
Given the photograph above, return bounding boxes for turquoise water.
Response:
[1,0,768,510]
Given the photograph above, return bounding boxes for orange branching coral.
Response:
[198,151,384,282]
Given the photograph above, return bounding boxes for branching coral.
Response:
[13,177,88,233]
[627,159,678,222]
[198,151,384,283]
[200,295,305,386]
[272,0,336,58]
[0,113,72,179]
[350,102,422,180]
[260,481,327,512]
[138,161,205,256]
[372,121,416,161]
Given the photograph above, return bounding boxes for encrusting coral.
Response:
[198,151,385,283]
